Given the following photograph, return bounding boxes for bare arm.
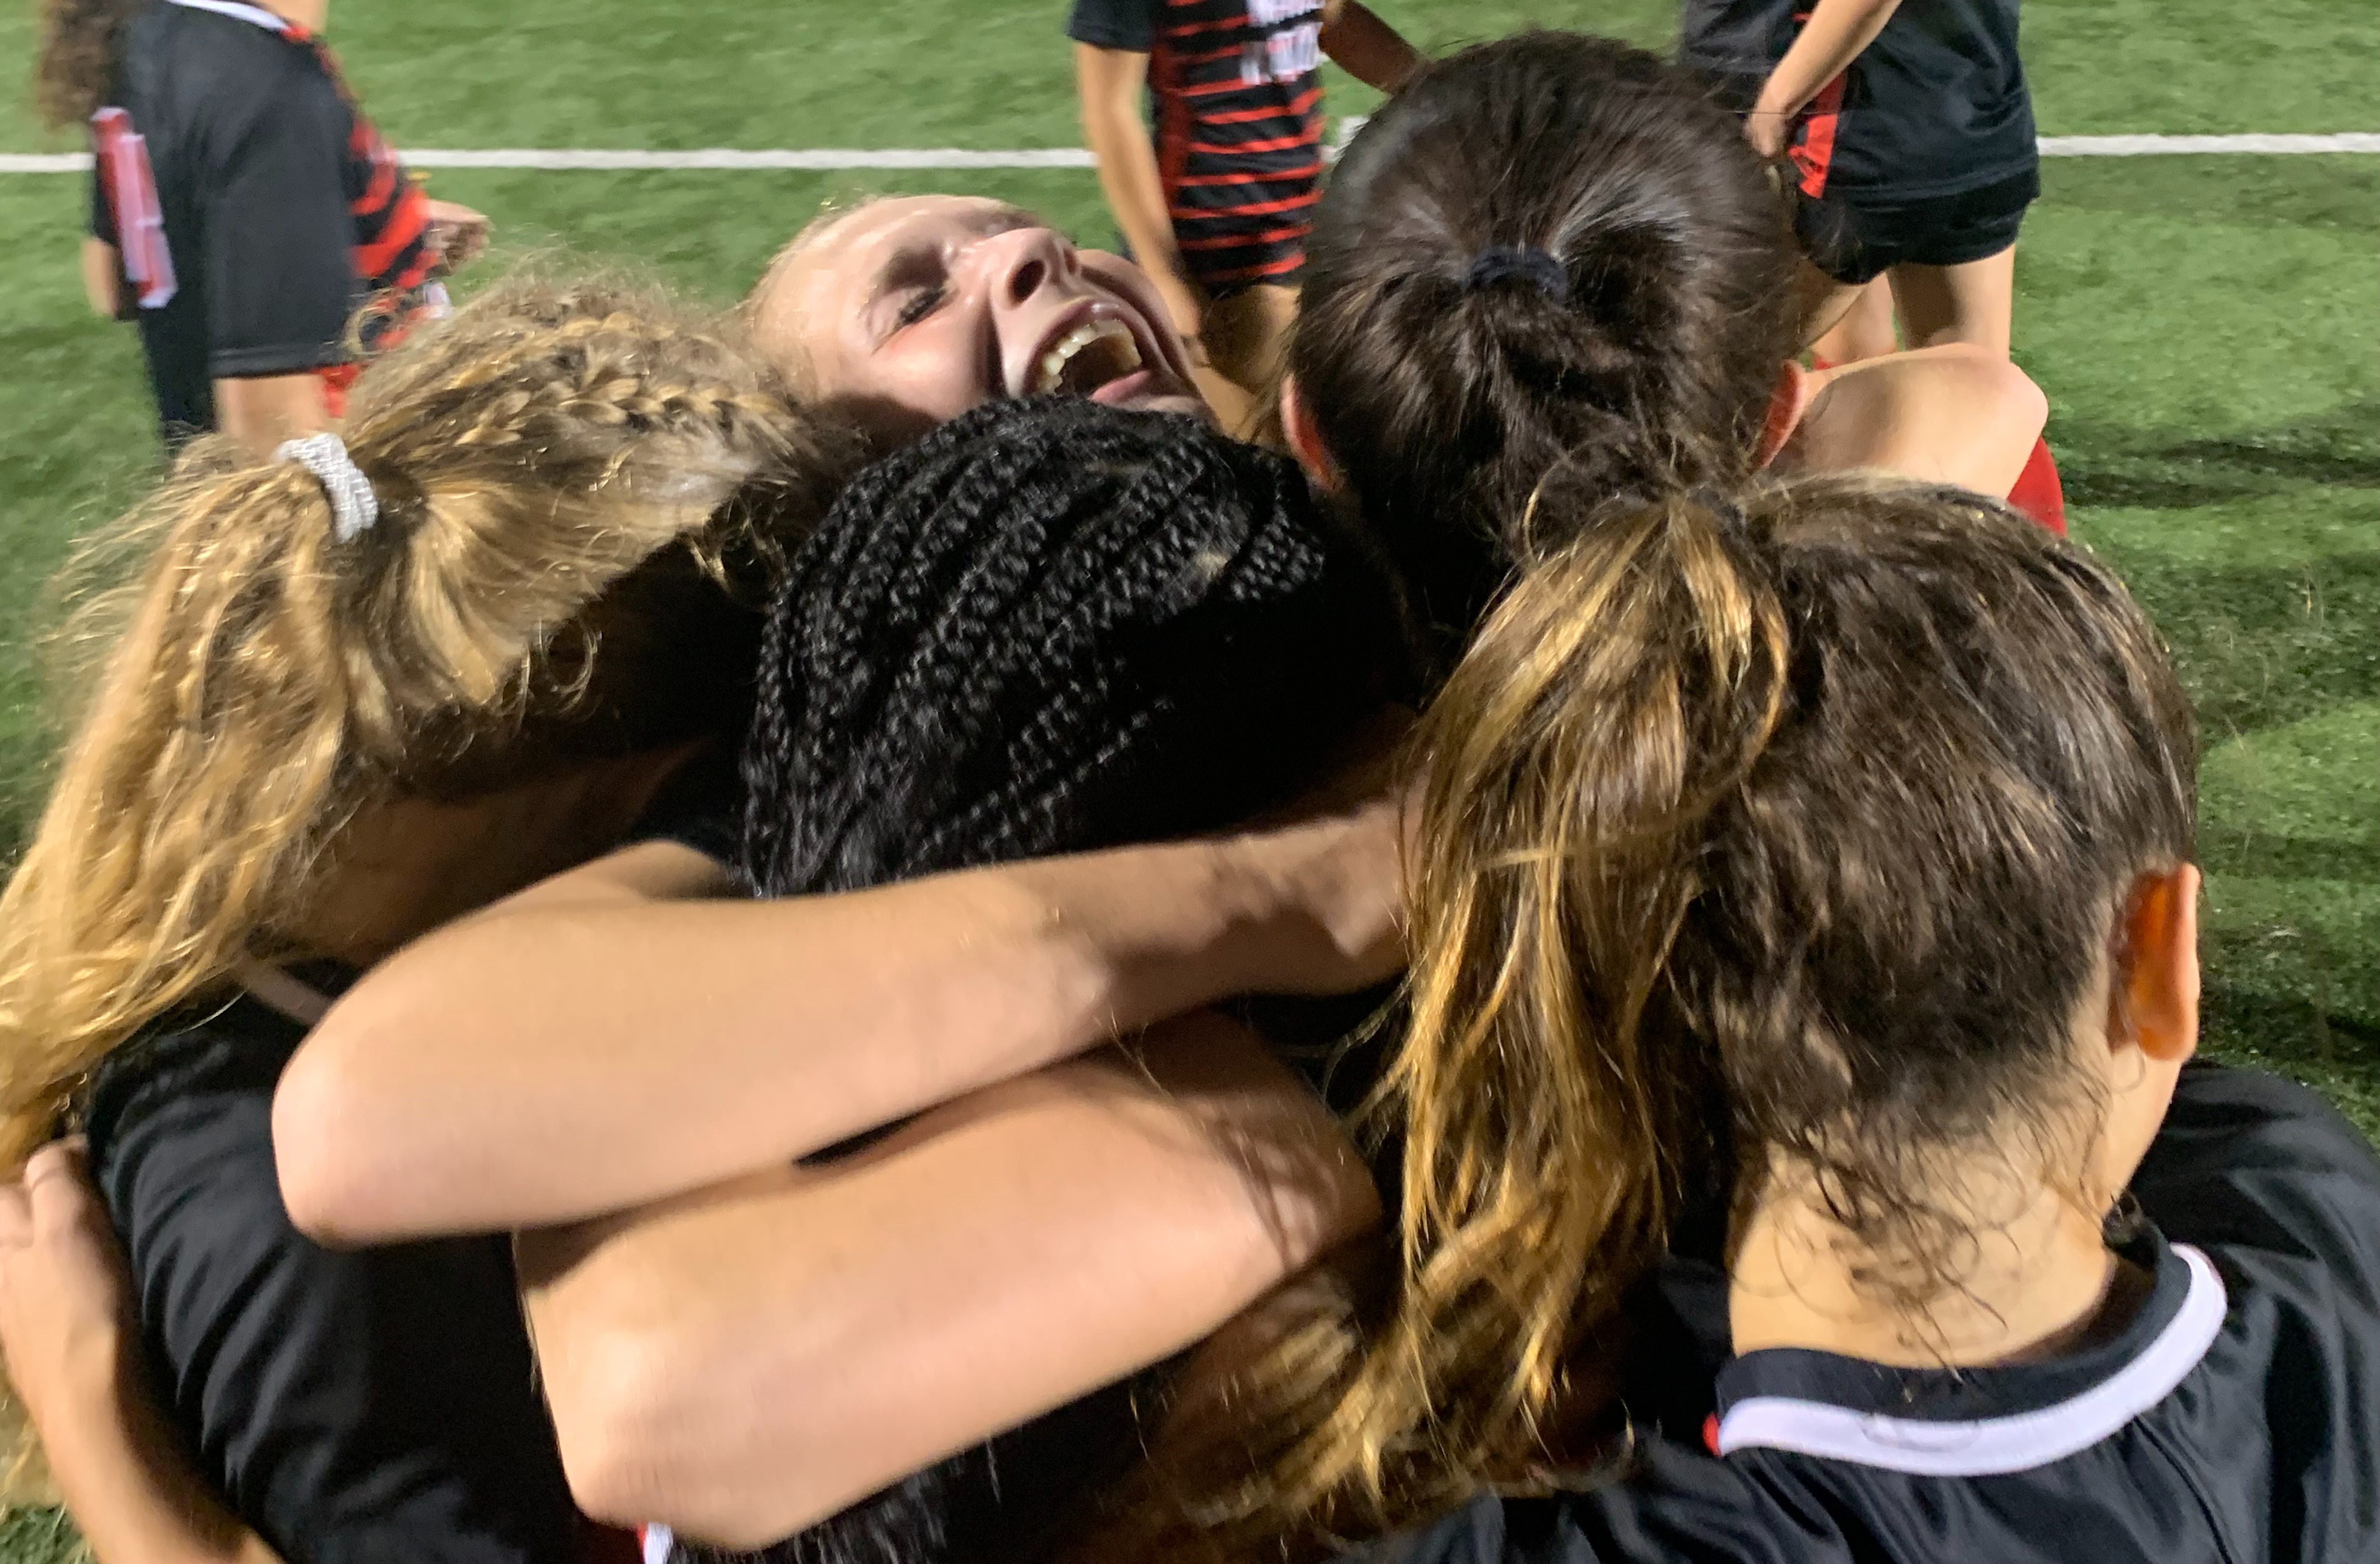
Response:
[1747,0,1902,155]
[1075,42,1204,342]
[1780,344,2049,496]
[214,372,331,460]
[80,238,123,319]
[521,1010,1379,1547]
[1319,1,1424,95]
[0,1147,285,1564]
[275,806,1401,1244]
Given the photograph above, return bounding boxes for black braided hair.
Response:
[695,397,1412,1564]
[739,394,1414,900]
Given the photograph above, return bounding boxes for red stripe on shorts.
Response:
[1790,71,1848,198]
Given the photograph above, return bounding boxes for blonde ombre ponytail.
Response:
[0,271,850,1493]
[1133,476,2194,1561]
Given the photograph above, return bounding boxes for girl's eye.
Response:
[895,284,947,328]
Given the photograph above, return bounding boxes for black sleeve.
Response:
[2128,1061,2380,1298]
[1067,0,1157,53]
[198,64,356,379]
[626,744,741,866]
[686,1373,1159,1564]
[90,1042,580,1564]
[1349,1445,1853,1564]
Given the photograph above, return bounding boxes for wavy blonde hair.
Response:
[0,270,853,1495]
[1123,476,2196,1559]
[0,269,854,1365]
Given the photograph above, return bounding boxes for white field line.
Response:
[4,132,2378,175]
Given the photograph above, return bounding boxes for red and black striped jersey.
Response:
[87,0,436,442]
[1070,0,1328,290]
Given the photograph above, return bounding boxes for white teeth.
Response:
[1034,318,1142,394]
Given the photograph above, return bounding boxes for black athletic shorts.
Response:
[1793,166,2039,285]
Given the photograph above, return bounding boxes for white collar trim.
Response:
[234,957,335,1027]
[1714,1243,2228,1477]
[163,0,294,34]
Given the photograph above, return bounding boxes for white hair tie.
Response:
[274,432,380,542]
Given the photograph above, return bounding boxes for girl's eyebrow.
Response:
[861,206,1044,341]
[867,208,1026,298]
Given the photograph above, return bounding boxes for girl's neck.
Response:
[1728,1173,2123,1369]
[260,0,328,31]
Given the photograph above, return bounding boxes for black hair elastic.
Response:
[1462,244,1570,300]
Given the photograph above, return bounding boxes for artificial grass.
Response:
[0,0,2372,1555]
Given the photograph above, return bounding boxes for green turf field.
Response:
[0,0,2375,1550]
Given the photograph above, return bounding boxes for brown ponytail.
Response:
[1135,474,2196,1558]
[33,0,146,129]
[1290,31,1796,650]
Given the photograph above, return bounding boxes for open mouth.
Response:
[1034,316,1146,397]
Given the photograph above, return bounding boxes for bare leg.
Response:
[1807,276,1900,365]
[1887,246,2016,355]
[1796,258,1872,355]
[1200,283,1299,440]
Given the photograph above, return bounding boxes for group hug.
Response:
[0,31,2372,1564]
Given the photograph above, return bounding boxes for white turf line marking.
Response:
[4,132,2378,174]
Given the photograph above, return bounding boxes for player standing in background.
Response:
[1071,0,1422,434]
[1679,0,2065,528]
[34,0,489,454]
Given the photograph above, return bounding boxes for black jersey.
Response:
[81,967,582,1564]
[1676,0,2036,202]
[1068,0,1328,290]
[1346,1062,2380,1564]
[87,0,436,443]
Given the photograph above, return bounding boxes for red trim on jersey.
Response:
[1754,362,1806,469]
[1175,42,1248,66]
[353,182,427,277]
[352,150,395,216]
[1704,1414,1722,1456]
[2008,435,2067,535]
[1791,71,1849,199]
[1184,130,1318,155]
[1171,189,1320,221]
[90,107,179,309]
[1161,12,1248,34]
[1192,252,1305,284]
[1199,86,1322,124]
[1178,71,1299,98]
[1172,161,1322,187]
[1177,220,1311,250]
[313,361,359,419]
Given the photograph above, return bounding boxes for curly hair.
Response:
[715,395,1412,1564]
[0,271,853,1180]
[31,0,145,128]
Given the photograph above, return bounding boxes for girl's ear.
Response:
[2113,863,2202,1064]
[1280,374,1347,495]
